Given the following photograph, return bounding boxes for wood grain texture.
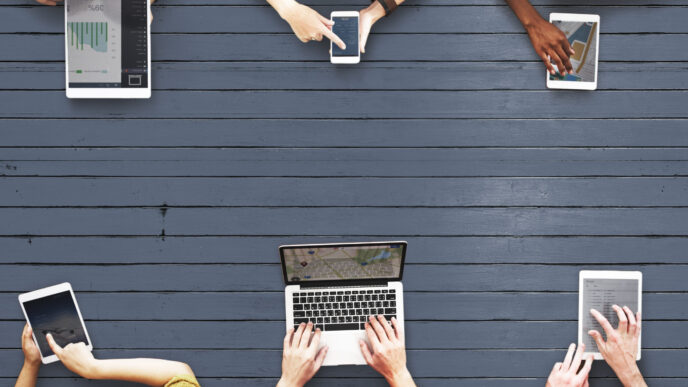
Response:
[3,236,688,264]
[1,0,687,384]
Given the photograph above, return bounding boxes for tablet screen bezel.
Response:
[546,13,600,90]
[578,270,642,360]
[18,282,93,364]
[64,0,152,99]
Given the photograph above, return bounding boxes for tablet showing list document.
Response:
[579,271,642,360]
[547,13,599,90]
[65,0,151,98]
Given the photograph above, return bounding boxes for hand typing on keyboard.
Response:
[277,322,328,387]
[359,315,417,387]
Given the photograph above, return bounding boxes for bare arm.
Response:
[589,306,647,387]
[47,334,194,387]
[505,0,574,75]
[266,0,345,49]
[359,0,405,53]
[15,325,41,387]
[15,363,40,387]
[87,358,195,386]
[360,315,416,387]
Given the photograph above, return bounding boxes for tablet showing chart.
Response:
[66,0,148,88]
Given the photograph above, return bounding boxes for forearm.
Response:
[15,362,40,387]
[504,0,543,28]
[386,368,416,387]
[618,364,648,387]
[89,358,193,386]
[276,378,299,387]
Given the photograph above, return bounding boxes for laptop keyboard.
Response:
[291,288,397,331]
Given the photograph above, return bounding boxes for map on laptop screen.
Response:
[283,244,404,282]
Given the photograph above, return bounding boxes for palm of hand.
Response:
[369,347,406,379]
[528,22,563,54]
[281,350,318,386]
[23,336,41,364]
[58,342,98,376]
[21,325,41,364]
[359,9,375,53]
[601,331,639,372]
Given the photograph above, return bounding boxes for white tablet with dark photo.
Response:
[578,271,642,360]
[18,283,92,364]
[547,13,599,90]
[65,0,151,98]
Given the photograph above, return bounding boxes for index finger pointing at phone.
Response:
[322,27,346,50]
[46,333,64,356]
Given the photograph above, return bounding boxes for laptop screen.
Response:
[280,241,406,285]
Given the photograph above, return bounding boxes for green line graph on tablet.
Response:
[67,0,121,83]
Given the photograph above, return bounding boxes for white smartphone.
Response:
[546,13,600,90]
[18,283,93,364]
[330,11,360,64]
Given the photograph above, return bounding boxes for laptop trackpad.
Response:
[320,330,367,366]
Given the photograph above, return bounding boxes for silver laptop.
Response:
[281,241,406,366]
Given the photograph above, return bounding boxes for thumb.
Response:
[23,324,32,339]
[588,330,605,351]
[314,346,328,370]
[46,333,63,356]
[359,340,374,365]
[360,25,370,54]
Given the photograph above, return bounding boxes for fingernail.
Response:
[590,308,596,313]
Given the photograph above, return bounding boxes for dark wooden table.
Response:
[1,0,688,385]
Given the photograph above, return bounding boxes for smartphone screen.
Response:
[331,16,359,57]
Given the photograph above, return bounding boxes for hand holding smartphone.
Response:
[330,11,360,64]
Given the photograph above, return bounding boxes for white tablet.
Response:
[65,0,151,99]
[579,271,642,360]
[18,283,92,364]
[547,13,600,90]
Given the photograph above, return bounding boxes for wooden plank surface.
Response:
[1,0,686,385]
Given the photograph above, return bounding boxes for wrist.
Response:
[271,0,299,20]
[277,376,303,387]
[84,359,105,380]
[520,10,545,30]
[22,360,41,372]
[385,367,413,387]
[367,1,386,21]
[618,364,646,387]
